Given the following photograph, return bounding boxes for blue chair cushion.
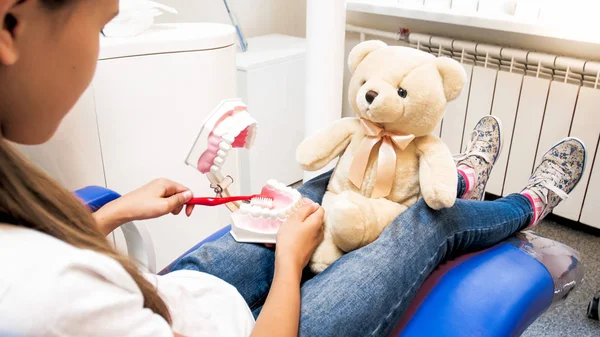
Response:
[397,243,554,337]
[75,186,121,212]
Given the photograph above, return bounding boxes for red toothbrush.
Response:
[186,195,273,207]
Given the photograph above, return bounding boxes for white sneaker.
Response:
[454,116,503,200]
[521,138,586,226]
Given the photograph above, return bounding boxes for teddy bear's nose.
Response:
[365,90,378,104]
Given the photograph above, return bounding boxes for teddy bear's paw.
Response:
[423,188,456,210]
[309,251,339,274]
[309,236,344,273]
[309,261,330,274]
[329,200,367,253]
[296,140,321,170]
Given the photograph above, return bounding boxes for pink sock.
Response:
[521,190,544,227]
[457,165,476,198]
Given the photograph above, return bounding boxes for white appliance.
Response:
[236,34,306,194]
[18,23,239,270]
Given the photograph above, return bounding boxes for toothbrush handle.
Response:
[186,195,260,206]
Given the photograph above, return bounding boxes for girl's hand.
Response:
[275,198,325,272]
[93,178,194,235]
[116,178,195,220]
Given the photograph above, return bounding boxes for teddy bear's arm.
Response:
[414,135,458,210]
[296,118,360,171]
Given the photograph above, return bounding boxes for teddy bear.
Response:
[296,40,467,273]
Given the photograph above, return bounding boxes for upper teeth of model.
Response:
[222,134,235,144]
[211,135,235,173]
[213,112,257,138]
[210,112,257,173]
[238,180,301,220]
[213,157,224,166]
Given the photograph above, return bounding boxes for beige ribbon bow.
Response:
[348,119,415,198]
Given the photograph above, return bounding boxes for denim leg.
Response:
[298,194,533,337]
[170,170,334,309]
[173,169,470,320]
[250,169,468,317]
[298,169,334,204]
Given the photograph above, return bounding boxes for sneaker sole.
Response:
[536,137,587,193]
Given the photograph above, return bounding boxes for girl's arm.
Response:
[93,178,193,236]
[250,263,302,337]
[251,200,325,337]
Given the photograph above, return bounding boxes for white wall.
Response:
[156,1,600,61]
[346,11,600,61]
[154,1,600,118]
[155,0,306,38]
[341,11,600,117]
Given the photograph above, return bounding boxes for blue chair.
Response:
[76,185,583,337]
[75,186,157,273]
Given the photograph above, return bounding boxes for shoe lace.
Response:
[453,130,492,164]
[529,161,570,203]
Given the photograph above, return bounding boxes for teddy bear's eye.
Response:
[397,87,408,98]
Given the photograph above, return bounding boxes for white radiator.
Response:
[347,25,600,229]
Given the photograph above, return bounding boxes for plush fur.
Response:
[297,41,467,273]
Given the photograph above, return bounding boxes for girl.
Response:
[0,0,586,336]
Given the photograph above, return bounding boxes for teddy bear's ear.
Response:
[434,57,467,101]
[348,40,388,74]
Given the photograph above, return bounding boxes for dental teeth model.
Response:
[185,99,257,212]
[185,99,299,243]
[231,179,302,243]
[196,104,256,175]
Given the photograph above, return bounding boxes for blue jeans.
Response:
[172,171,533,337]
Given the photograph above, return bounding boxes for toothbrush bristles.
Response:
[250,197,273,209]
